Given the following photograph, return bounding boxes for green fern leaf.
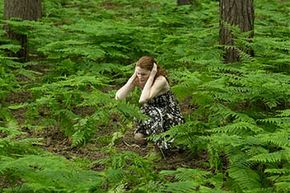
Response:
[249,149,290,163]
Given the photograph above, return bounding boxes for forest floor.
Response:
[7,65,209,174]
[9,98,209,174]
[35,125,209,172]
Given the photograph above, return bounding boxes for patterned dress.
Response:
[135,90,184,149]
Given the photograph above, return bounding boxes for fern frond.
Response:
[0,44,21,54]
[212,122,264,135]
[265,168,290,175]
[257,131,290,148]
[80,90,112,106]
[257,117,288,125]
[160,168,210,182]
[228,166,262,190]
[210,104,255,124]
[0,155,103,192]
[0,126,24,138]
[116,100,146,120]
[209,134,243,147]
[160,168,226,193]
[161,181,200,193]
[249,149,290,163]
[277,109,290,117]
[0,123,42,157]
[90,63,123,74]
[275,181,290,193]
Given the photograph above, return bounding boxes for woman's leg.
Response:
[135,105,163,135]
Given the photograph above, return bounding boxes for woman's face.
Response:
[136,66,150,86]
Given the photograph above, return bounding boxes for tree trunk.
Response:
[177,0,191,5]
[219,0,254,63]
[177,0,200,7]
[3,0,42,62]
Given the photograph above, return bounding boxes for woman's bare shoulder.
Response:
[155,75,167,82]
[154,75,170,92]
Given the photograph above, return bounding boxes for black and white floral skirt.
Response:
[135,91,184,149]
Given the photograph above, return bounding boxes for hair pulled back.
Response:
[135,56,167,79]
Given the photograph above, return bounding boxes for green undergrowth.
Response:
[1,0,290,192]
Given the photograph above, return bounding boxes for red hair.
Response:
[134,56,167,87]
[137,56,167,76]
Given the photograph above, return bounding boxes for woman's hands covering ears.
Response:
[129,68,137,82]
[150,63,157,78]
[115,67,137,100]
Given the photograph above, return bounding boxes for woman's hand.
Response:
[150,63,157,78]
[115,68,137,100]
[128,68,137,83]
[131,68,137,79]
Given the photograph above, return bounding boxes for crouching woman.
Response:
[115,56,184,150]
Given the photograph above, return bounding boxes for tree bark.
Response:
[177,0,191,5]
[219,0,254,63]
[3,0,42,62]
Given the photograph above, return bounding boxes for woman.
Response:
[115,56,184,150]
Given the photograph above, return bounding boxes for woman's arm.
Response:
[115,70,136,100]
[139,63,168,104]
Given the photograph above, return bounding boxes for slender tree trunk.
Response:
[177,0,200,7]
[177,0,191,5]
[3,0,42,62]
[219,0,254,63]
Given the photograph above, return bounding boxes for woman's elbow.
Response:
[139,97,149,104]
[139,99,146,104]
[115,92,122,100]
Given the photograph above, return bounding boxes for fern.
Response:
[1,0,290,192]
[265,168,290,175]
[277,109,290,117]
[212,122,264,135]
[161,168,210,182]
[257,131,290,148]
[209,104,256,125]
[93,150,157,191]
[228,166,262,191]
[0,155,103,192]
[0,121,41,157]
[249,149,290,164]
[160,168,225,193]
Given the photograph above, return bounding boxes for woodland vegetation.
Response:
[0,0,290,192]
